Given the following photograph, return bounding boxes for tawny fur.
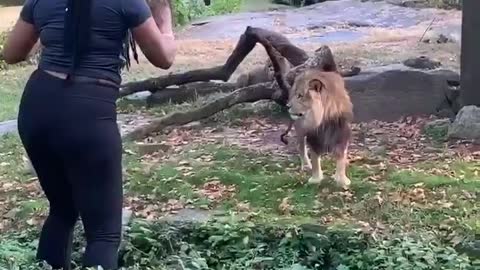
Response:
[288,69,353,126]
[285,68,353,188]
[236,57,293,88]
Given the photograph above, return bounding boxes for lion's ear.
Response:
[308,79,324,93]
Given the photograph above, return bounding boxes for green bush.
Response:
[119,220,480,270]
[425,0,462,9]
[173,0,243,26]
[1,219,479,269]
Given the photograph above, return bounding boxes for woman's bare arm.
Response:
[2,19,39,64]
[131,1,177,69]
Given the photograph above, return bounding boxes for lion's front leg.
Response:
[308,151,324,184]
[298,135,312,171]
[333,143,351,188]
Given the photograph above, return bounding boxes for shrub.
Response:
[173,0,243,26]
[1,219,479,269]
[425,0,462,9]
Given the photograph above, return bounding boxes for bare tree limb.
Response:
[124,43,346,141]
[124,82,277,141]
[119,27,309,97]
[146,82,237,107]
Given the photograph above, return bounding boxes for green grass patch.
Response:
[388,163,480,191]
[125,143,380,216]
[0,129,479,269]
[124,141,480,239]
[0,67,32,121]
[173,0,243,26]
[0,133,31,183]
[0,65,33,121]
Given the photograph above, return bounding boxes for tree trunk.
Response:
[146,82,237,107]
[460,0,480,106]
[124,83,278,140]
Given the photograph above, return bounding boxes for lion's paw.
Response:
[334,174,351,188]
[308,174,324,184]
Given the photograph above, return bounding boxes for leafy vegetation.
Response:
[1,128,479,269]
[173,0,243,26]
[425,0,462,9]
[0,218,479,270]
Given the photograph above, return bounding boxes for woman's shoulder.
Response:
[118,0,152,29]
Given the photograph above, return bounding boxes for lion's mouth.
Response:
[289,113,304,120]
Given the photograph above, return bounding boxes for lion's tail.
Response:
[280,120,294,145]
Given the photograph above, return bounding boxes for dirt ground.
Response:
[0,6,20,32]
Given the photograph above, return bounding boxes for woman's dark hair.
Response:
[64,0,138,74]
[64,0,92,76]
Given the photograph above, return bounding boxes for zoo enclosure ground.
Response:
[0,1,478,269]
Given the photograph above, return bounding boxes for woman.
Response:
[2,0,176,269]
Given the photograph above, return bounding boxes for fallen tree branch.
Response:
[125,44,343,141]
[119,27,309,97]
[146,82,237,107]
[124,82,277,141]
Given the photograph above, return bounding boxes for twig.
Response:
[419,17,436,42]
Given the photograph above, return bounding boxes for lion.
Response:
[285,68,353,188]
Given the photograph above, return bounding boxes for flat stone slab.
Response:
[178,0,453,44]
[0,120,17,136]
[345,64,459,122]
[0,114,154,137]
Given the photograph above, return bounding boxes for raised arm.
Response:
[128,0,177,69]
[2,0,39,64]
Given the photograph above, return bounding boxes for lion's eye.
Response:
[297,94,303,99]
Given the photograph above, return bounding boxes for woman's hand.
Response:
[132,0,177,69]
[147,0,174,34]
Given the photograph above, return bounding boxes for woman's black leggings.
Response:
[17,69,123,269]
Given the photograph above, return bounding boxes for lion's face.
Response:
[287,72,325,128]
[286,69,352,130]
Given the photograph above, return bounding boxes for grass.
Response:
[1,130,478,235]
[0,131,479,268]
[0,67,33,122]
[124,140,479,234]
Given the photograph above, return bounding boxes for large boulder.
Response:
[345,64,459,122]
[447,106,480,140]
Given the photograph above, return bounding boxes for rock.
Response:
[121,208,133,230]
[180,0,438,41]
[385,0,427,8]
[423,119,451,140]
[0,120,17,136]
[159,209,246,224]
[435,79,461,120]
[457,240,480,258]
[182,121,202,129]
[345,64,460,122]
[124,91,151,101]
[135,142,171,156]
[403,56,441,70]
[424,119,451,130]
[159,209,214,223]
[370,145,387,156]
[448,106,480,140]
[22,154,37,176]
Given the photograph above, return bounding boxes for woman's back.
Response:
[21,0,151,84]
